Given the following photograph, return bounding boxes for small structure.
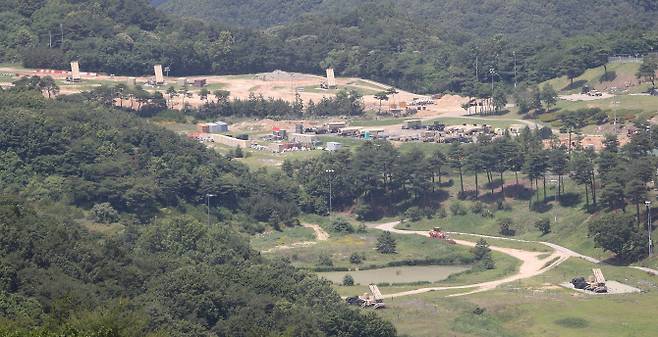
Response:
[177,78,187,87]
[207,121,229,133]
[326,142,342,151]
[403,120,423,129]
[193,79,207,88]
[327,122,347,133]
[295,124,304,134]
[290,133,318,145]
[339,127,363,136]
[326,68,337,88]
[154,64,165,85]
[126,77,137,88]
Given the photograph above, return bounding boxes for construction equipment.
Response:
[570,268,607,293]
[429,227,456,244]
[345,284,386,309]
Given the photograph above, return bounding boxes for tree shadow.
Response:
[530,201,553,213]
[504,184,533,200]
[562,80,587,91]
[558,193,581,207]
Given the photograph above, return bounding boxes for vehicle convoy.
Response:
[429,227,456,244]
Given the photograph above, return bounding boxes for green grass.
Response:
[250,226,316,251]
[349,118,406,127]
[373,257,658,337]
[543,63,641,93]
[266,228,475,270]
[555,95,658,118]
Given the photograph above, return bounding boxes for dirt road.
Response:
[372,221,571,297]
[371,221,658,297]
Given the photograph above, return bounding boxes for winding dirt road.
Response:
[372,222,572,297]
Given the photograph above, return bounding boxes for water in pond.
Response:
[317,265,470,284]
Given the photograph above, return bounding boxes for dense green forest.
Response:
[0,86,397,336]
[1,0,657,95]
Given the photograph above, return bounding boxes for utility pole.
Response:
[325,169,335,222]
[49,31,52,48]
[206,194,216,227]
[647,201,654,257]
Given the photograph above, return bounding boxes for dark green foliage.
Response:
[403,206,423,222]
[498,218,516,236]
[376,231,397,254]
[588,212,648,262]
[318,253,334,266]
[450,202,467,216]
[342,274,354,286]
[534,218,551,235]
[350,252,365,264]
[472,239,491,261]
[332,218,354,233]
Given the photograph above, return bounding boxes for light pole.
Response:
[325,169,335,221]
[646,201,653,257]
[206,194,216,227]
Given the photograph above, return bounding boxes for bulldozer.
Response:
[429,227,456,244]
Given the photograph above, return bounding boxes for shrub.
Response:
[356,223,367,233]
[349,252,364,264]
[332,218,354,233]
[318,254,333,266]
[470,201,484,214]
[404,206,423,222]
[479,255,496,269]
[498,218,516,236]
[473,307,486,315]
[342,274,354,286]
[436,207,448,218]
[450,202,467,216]
[534,218,551,235]
[472,239,491,260]
[376,231,397,254]
[91,202,119,224]
[355,202,378,221]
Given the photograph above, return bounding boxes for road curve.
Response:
[372,221,572,297]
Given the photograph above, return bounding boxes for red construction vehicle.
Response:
[429,227,456,244]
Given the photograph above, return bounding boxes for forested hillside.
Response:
[2,0,657,94]
[157,0,658,37]
[0,86,397,337]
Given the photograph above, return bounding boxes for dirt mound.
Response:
[254,70,309,81]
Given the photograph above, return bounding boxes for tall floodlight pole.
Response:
[326,169,335,221]
[207,194,216,227]
[646,201,653,257]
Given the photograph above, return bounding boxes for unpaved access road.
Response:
[371,221,657,298]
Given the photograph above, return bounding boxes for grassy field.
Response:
[263,227,475,270]
[374,258,658,337]
[543,63,641,93]
[250,226,316,251]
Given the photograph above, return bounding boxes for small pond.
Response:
[316,265,470,284]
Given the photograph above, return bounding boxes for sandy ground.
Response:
[559,281,641,295]
[559,93,615,101]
